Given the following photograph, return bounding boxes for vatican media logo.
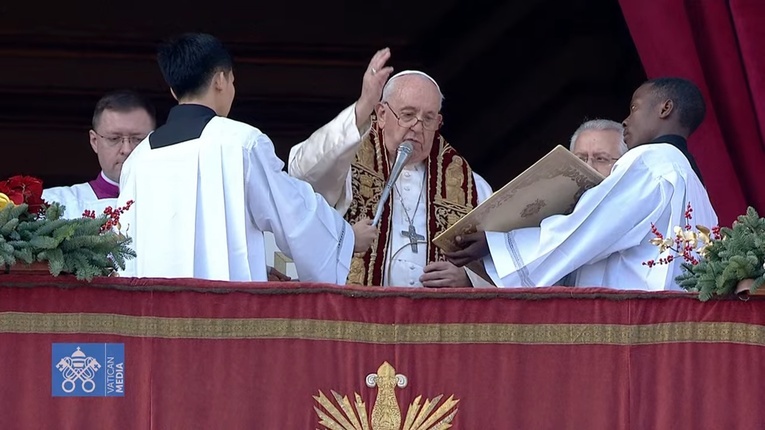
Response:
[51,343,125,397]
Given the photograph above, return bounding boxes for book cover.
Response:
[435,145,605,282]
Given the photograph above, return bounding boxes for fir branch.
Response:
[0,217,19,236]
[45,248,65,275]
[44,202,65,220]
[0,205,13,226]
[12,248,34,264]
[34,218,69,237]
[29,236,61,250]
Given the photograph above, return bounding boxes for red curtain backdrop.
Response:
[619,0,765,226]
[1,276,765,429]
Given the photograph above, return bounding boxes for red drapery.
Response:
[1,276,764,429]
[619,0,765,226]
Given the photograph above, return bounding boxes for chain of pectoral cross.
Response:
[394,170,426,253]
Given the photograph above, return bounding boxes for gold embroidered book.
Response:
[434,145,605,283]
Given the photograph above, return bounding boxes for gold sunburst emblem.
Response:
[314,361,459,430]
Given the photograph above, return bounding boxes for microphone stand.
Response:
[371,141,414,227]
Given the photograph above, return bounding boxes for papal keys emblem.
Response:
[314,362,459,430]
[55,346,102,393]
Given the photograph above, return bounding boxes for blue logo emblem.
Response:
[52,343,125,397]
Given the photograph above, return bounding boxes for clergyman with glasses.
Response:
[569,119,628,177]
[289,48,493,288]
[43,90,156,218]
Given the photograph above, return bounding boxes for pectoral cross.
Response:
[401,224,425,253]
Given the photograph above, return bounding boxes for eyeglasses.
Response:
[383,102,442,131]
[94,131,147,147]
[577,154,620,166]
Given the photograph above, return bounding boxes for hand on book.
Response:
[443,232,489,267]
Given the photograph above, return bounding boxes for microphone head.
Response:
[398,141,414,155]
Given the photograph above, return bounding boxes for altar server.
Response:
[446,77,717,291]
[117,33,376,282]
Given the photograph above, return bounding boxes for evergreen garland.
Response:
[676,207,765,301]
[0,201,136,281]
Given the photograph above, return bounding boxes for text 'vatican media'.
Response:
[52,343,125,397]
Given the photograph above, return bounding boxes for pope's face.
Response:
[376,75,442,165]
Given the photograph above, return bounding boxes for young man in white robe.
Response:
[116,33,377,283]
[288,49,494,288]
[445,77,718,291]
[42,90,156,219]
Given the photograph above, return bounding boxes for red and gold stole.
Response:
[344,119,479,286]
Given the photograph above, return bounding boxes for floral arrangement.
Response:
[643,203,720,268]
[0,175,136,280]
[645,202,765,301]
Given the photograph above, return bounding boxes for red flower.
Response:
[0,175,46,213]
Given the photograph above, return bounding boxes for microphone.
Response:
[371,141,414,227]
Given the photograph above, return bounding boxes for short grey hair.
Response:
[569,119,628,155]
[381,70,445,111]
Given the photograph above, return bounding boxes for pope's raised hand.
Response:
[355,47,394,126]
[352,217,379,253]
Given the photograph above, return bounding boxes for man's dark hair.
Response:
[157,33,233,100]
[645,77,706,133]
[92,89,156,129]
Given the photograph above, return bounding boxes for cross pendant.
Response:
[401,224,425,253]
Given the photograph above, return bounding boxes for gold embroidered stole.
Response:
[344,122,479,286]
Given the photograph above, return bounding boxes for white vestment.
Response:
[288,103,493,287]
[484,143,718,291]
[42,173,117,219]
[117,108,354,283]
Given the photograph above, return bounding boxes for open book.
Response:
[434,145,605,283]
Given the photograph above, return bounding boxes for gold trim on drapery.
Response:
[2,312,764,346]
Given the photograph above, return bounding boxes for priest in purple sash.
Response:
[42,90,156,218]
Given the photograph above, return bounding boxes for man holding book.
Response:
[445,77,717,291]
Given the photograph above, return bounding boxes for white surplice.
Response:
[42,174,117,219]
[117,114,354,283]
[483,143,718,291]
[289,103,493,287]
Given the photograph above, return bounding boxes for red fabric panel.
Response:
[631,343,764,429]
[618,0,763,225]
[629,294,765,430]
[0,282,154,430]
[149,340,632,429]
[684,0,765,214]
[730,0,765,142]
[1,278,765,429]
